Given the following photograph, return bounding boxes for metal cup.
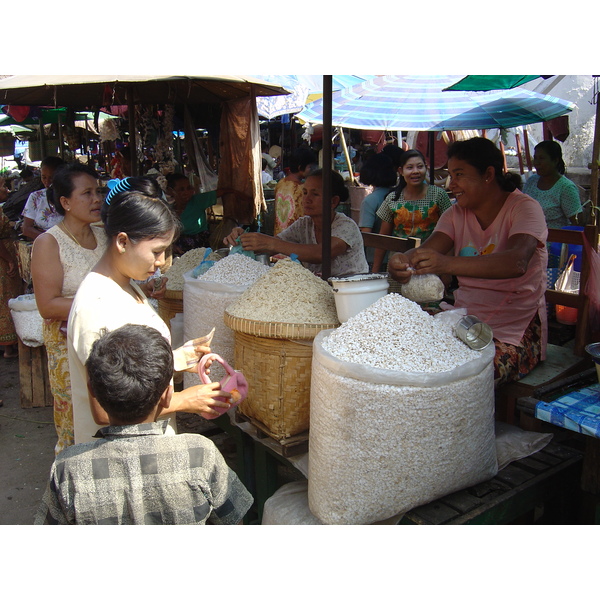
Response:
[454,315,493,351]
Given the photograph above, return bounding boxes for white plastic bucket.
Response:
[328,274,389,322]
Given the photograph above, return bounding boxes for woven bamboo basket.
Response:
[158,289,183,330]
[224,312,338,440]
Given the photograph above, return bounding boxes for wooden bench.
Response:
[495,225,597,423]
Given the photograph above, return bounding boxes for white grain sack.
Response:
[308,294,497,525]
[400,273,445,303]
[226,259,339,325]
[9,294,44,347]
[182,256,268,388]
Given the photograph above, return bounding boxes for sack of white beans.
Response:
[182,271,248,388]
[9,294,44,347]
[308,294,498,525]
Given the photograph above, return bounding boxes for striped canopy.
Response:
[296,75,575,131]
[254,75,370,119]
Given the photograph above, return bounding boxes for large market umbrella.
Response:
[253,75,370,119]
[0,75,289,107]
[296,75,575,131]
[442,75,551,92]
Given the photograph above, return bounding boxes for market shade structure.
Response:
[0,75,290,107]
[253,75,369,119]
[296,75,575,131]
[442,75,549,92]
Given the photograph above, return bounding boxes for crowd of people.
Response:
[0,130,589,523]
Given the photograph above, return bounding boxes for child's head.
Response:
[86,324,174,424]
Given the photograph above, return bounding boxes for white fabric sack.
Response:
[308,329,498,525]
[495,422,553,471]
[9,294,44,347]
[262,480,406,525]
[183,270,247,388]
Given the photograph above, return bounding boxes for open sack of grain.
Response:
[224,259,340,439]
[308,293,498,525]
[183,253,269,388]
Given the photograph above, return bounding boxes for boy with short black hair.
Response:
[35,324,253,525]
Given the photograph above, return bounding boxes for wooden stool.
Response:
[18,339,53,408]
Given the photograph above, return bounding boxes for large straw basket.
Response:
[158,289,183,331]
[224,313,338,440]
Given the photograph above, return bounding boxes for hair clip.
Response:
[105,177,132,205]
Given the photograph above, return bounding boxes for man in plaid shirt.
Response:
[35,324,253,525]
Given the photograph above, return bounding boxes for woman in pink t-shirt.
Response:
[388,137,548,386]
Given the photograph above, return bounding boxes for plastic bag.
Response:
[229,230,255,260]
[400,274,445,303]
[191,248,216,278]
[495,422,553,471]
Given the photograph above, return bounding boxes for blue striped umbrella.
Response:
[254,75,371,119]
[296,74,575,131]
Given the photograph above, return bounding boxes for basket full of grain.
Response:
[224,259,340,440]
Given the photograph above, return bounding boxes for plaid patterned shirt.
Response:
[34,420,253,525]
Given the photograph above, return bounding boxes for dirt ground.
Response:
[0,356,56,524]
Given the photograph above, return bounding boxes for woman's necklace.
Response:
[60,220,82,247]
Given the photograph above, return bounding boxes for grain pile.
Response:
[165,248,212,291]
[322,293,477,372]
[198,253,269,286]
[226,259,339,325]
[308,294,497,525]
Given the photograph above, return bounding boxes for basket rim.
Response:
[163,289,183,300]
[224,311,338,339]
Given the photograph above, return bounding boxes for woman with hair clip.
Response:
[31,162,107,452]
[224,169,368,277]
[387,137,549,386]
[523,140,582,228]
[67,176,231,445]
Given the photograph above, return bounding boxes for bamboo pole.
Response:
[523,127,533,172]
[515,132,524,175]
[338,126,355,184]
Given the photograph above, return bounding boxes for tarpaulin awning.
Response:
[0,75,290,107]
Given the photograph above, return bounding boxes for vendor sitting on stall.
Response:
[387,137,548,387]
[224,169,369,277]
[166,173,217,254]
[35,323,253,525]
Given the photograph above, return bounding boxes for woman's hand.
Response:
[223,227,245,247]
[149,275,168,300]
[237,232,274,254]
[174,383,232,419]
[387,252,414,284]
[410,248,452,275]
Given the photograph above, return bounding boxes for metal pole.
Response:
[321,75,333,281]
[590,82,600,229]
